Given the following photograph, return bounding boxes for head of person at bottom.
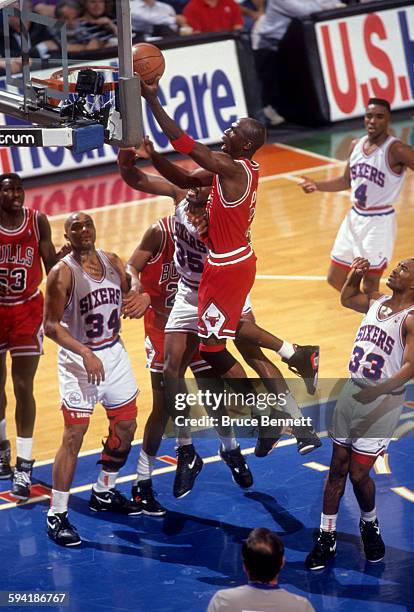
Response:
[242,527,285,584]
[64,212,96,253]
[221,118,266,160]
[386,259,414,295]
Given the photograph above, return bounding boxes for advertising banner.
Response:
[316,5,414,121]
[0,38,248,177]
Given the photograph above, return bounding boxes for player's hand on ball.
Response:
[82,349,105,385]
[300,176,318,193]
[122,291,150,319]
[140,76,160,100]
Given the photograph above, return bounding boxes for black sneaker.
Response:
[360,518,385,562]
[219,445,253,488]
[131,479,166,516]
[47,511,81,547]
[305,529,337,570]
[0,440,12,479]
[89,488,142,515]
[254,422,283,458]
[283,345,319,395]
[293,425,322,455]
[10,457,34,501]
[173,444,203,499]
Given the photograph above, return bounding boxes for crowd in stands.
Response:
[0,0,390,123]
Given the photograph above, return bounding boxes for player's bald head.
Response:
[64,212,93,233]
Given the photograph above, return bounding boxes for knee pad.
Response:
[98,400,137,470]
[199,344,237,377]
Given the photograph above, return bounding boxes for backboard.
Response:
[0,0,143,152]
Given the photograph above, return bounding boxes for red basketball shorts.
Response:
[0,292,44,357]
[198,255,256,340]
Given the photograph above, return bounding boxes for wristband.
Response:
[171,133,195,154]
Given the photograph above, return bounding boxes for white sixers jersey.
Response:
[173,199,208,287]
[349,135,405,210]
[349,295,414,382]
[62,250,122,349]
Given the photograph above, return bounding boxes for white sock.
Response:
[0,419,6,442]
[49,489,69,515]
[16,436,33,461]
[361,508,377,522]
[320,512,337,532]
[94,470,118,492]
[219,436,238,452]
[284,392,302,420]
[176,437,192,448]
[135,449,155,484]
[277,341,295,360]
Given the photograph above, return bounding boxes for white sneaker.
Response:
[263,105,285,126]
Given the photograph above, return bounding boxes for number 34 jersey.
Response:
[0,208,42,305]
[62,250,122,349]
[349,295,414,383]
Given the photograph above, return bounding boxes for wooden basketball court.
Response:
[4,141,414,461]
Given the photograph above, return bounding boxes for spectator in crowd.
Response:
[74,0,117,49]
[207,528,315,611]
[130,0,186,39]
[237,0,264,32]
[251,0,345,127]
[0,0,60,59]
[183,0,244,33]
[33,0,57,17]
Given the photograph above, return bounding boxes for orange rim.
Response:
[32,65,119,94]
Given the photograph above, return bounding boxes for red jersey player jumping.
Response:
[0,173,66,500]
[141,82,319,463]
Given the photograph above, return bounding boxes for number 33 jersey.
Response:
[0,208,42,304]
[349,295,414,383]
[62,250,122,349]
[350,135,405,211]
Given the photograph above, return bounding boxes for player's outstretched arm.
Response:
[122,225,162,319]
[43,263,105,384]
[354,314,414,403]
[340,257,382,312]
[141,81,239,178]
[300,163,351,194]
[147,141,213,189]
[118,146,181,199]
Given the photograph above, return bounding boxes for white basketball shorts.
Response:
[331,208,396,271]
[58,338,139,415]
[165,278,252,334]
[330,378,404,458]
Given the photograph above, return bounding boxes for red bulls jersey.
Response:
[206,158,259,265]
[0,208,43,305]
[140,216,178,315]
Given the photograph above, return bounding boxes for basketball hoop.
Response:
[32,65,119,106]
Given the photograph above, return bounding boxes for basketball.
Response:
[132,43,165,83]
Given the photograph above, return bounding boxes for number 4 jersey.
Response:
[0,207,43,305]
[349,295,414,383]
[350,135,405,211]
[61,250,122,349]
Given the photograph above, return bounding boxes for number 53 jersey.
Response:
[349,295,414,384]
[0,207,42,305]
[61,250,122,350]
